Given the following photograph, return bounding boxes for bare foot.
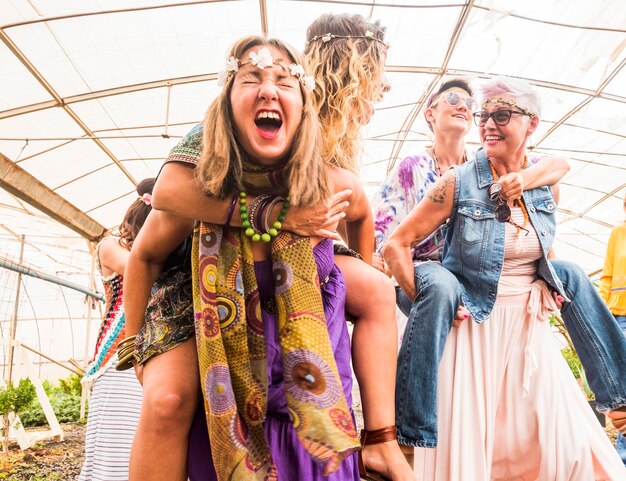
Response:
[360,439,415,481]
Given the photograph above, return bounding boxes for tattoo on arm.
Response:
[428,173,452,204]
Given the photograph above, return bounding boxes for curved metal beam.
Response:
[0,152,106,241]
[0,27,136,186]
[387,0,475,173]
[534,56,626,149]
[1,0,231,29]
[3,66,625,122]
[0,73,217,120]
[0,257,105,302]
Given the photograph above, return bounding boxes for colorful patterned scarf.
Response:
[191,162,359,480]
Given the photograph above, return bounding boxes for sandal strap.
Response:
[360,426,397,446]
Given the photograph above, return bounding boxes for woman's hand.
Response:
[453,305,470,328]
[282,189,351,239]
[497,172,524,201]
[552,291,565,310]
[497,156,570,202]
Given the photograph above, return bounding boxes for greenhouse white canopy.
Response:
[0,0,625,380]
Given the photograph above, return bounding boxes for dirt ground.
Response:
[0,384,361,481]
[1,423,85,481]
[0,415,619,480]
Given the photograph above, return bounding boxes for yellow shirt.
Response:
[599,222,626,315]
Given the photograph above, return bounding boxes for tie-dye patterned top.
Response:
[372,149,542,263]
[372,149,445,262]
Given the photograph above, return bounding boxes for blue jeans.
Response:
[395,259,626,447]
[614,315,626,466]
[551,261,626,412]
[395,261,461,447]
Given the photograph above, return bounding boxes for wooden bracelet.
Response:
[116,349,139,371]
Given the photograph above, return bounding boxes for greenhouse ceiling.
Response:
[1,0,625,277]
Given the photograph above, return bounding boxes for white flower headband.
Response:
[217,47,316,92]
[305,31,390,49]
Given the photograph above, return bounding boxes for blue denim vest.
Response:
[441,148,567,322]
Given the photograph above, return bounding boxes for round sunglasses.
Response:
[488,183,529,235]
[430,90,478,112]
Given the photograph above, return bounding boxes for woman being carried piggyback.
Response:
[127,35,363,480]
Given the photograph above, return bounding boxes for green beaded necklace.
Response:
[239,192,289,242]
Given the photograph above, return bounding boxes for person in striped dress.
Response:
[78,178,154,481]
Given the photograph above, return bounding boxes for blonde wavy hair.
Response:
[197,36,330,207]
[304,13,388,173]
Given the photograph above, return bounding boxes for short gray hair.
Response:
[479,77,541,117]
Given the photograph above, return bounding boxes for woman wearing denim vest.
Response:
[371,78,573,453]
[383,77,626,480]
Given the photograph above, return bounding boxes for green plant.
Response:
[51,394,82,424]
[20,375,86,428]
[41,380,54,396]
[57,374,82,397]
[552,313,595,400]
[579,368,594,400]
[0,379,36,454]
[561,347,582,379]
[18,402,45,427]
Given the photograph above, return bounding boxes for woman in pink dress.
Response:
[383,77,626,480]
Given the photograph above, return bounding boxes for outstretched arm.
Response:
[523,156,570,188]
[499,156,570,200]
[152,163,232,223]
[124,210,194,338]
[152,162,350,239]
[383,170,456,300]
[344,209,375,264]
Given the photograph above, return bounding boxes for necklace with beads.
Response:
[239,192,290,243]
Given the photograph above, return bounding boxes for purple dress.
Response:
[187,238,359,480]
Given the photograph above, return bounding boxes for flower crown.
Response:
[305,31,390,49]
[482,97,537,117]
[217,47,316,92]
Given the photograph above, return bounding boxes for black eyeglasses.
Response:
[473,109,530,127]
[488,183,529,235]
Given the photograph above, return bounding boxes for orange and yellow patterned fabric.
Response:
[191,221,359,480]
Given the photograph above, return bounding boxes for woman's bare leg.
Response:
[129,338,200,481]
[336,255,415,481]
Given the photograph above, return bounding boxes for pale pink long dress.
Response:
[413,209,626,481]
